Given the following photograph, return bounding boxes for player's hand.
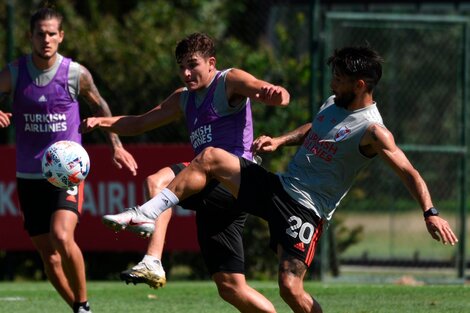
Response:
[79,117,101,133]
[0,110,12,128]
[255,85,289,106]
[112,146,138,176]
[425,216,458,245]
[252,135,281,154]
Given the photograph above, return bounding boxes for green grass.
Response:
[0,280,468,313]
[338,212,467,259]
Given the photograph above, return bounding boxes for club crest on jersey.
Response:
[334,126,351,142]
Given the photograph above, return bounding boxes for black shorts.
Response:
[17,178,84,237]
[237,158,324,267]
[171,164,246,275]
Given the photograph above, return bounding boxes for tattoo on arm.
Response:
[79,66,122,148]
[282,123,311,146]
[79,67,111,115]
[285,132,304,145]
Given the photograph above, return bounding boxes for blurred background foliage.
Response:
[2,0,468,281]
[0,0,315,280]
[0,0,313,169]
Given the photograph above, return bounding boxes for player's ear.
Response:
[58,30,64,44]
[208,57,216,71]
[356,79,367,91]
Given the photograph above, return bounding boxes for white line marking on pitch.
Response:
[0,297,26,301]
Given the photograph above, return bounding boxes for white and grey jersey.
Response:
[279,95,385,221]
[8,53,81,100]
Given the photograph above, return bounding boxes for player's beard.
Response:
[334,91,355,109]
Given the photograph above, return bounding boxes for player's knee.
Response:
[144,167,175,198]
[278,275,300,302]
[193,147,228,175]
[196,147,214,163]
[41,250,61,268]
[196,147,222,165]
[149,172,173,189]
[215,280,239,301]
[144,175,156,191]
[50,230,73,249]
[144,175,164,196]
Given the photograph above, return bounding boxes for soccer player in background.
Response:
[0,7,138,313]
[105,46,458,313]
[80,32,290,312]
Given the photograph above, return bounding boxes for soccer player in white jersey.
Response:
[115,46,458,313]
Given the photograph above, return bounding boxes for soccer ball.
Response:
[41,140,90,189]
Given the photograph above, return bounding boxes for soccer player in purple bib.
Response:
[0,7,137,313]
[80,32,290,312]
[107,46,458,313]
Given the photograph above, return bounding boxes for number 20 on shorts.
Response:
[286,215,315,244]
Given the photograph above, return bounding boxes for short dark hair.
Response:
[327,46,384,91]
[30,7,63,33]
[175,33,216,64]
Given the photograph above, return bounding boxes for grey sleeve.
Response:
[68,61,81,100]
[179,88,189,116]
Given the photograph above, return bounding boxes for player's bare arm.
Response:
[0,90,12,128]
[81,90,183,136]
[79,65,122,141]
[362,123,458,245]
[79,65,138,175]
[0,67,13,128]
[225,68,290,106]
[253,123,311,154]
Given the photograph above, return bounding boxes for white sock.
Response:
[140,188,179,220]
[142,254,159,264]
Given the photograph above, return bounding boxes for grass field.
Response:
[339,212,467,259]
[0,280,468,313]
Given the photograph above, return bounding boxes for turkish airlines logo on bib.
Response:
[334,126,351,142]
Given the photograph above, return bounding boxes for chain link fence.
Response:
[323,12,469,281]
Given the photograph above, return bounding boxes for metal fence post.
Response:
[6,0,15,144]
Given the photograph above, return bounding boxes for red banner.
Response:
[0,144,199,252]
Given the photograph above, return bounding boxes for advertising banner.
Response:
[0,144,199,252]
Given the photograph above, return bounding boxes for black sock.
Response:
[73,301,90,312]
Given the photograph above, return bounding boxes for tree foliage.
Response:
[2,0,313,161]
[1,0,315,279]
